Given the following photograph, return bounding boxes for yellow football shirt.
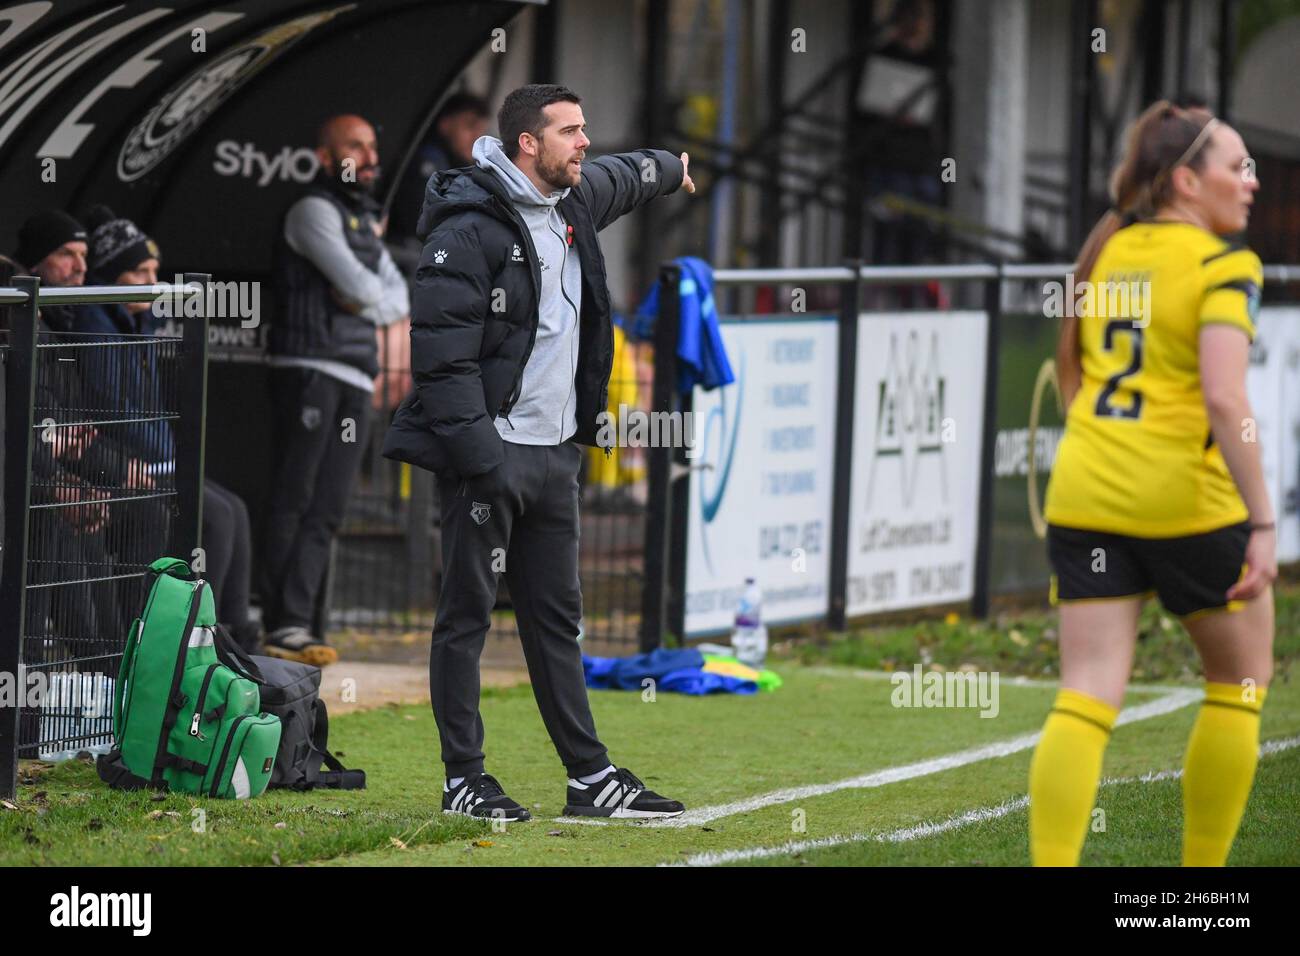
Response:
[1044,221,1263,538]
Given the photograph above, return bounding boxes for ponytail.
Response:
[1061,100,1218,385]
[1074,100,1217,280]
[1074,208,1124,285]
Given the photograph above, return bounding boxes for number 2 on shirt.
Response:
[1094,319,1144,419]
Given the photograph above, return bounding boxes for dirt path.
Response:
[320,662,528,715]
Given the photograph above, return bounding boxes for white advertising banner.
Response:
[1249,307,1300,563]
[684,317,839,637]
[846,311,989,616]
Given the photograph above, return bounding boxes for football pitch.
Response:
[4,645,1297,867]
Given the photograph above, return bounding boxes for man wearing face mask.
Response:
[384,84,696,821]
[266,114,410,665]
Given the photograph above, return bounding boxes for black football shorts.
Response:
[1047,521,1251,617]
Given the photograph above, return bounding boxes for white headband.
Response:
[1168,117,1219,174]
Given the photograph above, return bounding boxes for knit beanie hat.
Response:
[13,210,87,270]
[84,205,160,283]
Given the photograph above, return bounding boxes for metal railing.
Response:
[5,260,1296,793]
[232,257,1300,651]
[0,276,209,800]
[642,260,1300,648]
[328,330,653,656]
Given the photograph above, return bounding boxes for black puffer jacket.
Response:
[381,149,684,478]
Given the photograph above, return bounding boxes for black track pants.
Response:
[430,438,609,779]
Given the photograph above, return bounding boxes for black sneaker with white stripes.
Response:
[442,773,532,822]
[563,767,685,819]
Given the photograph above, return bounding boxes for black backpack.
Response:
[248,654,365,791]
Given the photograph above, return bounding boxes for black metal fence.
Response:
[640,263,991,647]
[0,276,208,799]
[641,261,1300,647]
[320,258,1300,656]
[7,261,1297,796]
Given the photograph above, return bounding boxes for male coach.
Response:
[383,84,695,821]
[267,114,410,666]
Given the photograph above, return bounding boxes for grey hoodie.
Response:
[473,135,584,446]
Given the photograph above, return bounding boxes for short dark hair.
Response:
[498,84,581,160]
[436,91,490,124]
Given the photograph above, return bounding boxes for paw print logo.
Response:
[433,249,448,264]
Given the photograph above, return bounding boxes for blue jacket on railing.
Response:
[69,302,175,465]
[633,256,735,394]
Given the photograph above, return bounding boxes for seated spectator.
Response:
[14,210,88,333]
[71,206,263,653]
[388,91,490,244]
[8,221,126,643]
[14,210,160,492]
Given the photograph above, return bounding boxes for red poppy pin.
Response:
[566,224,574,246]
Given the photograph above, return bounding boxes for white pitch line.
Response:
[558,687,1202,829]
[805,667,1193,695]
[667,734,1300,866]
[667,797,1030,867]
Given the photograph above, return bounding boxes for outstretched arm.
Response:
[579,150,695,231]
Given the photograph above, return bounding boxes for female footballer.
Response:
[1032,100,1273,866]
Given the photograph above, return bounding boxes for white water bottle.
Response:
[731,577,768,668]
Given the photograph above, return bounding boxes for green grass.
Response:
[5,585,1298,867]
[741,746,1300,867]
[792,586,1300,687]
[1,702,491,865]
[6,668,1295,867]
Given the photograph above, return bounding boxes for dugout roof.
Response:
[0,0,540,276]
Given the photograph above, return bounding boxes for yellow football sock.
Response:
[1029,688,1119,866]
[1182,682,1267,867]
